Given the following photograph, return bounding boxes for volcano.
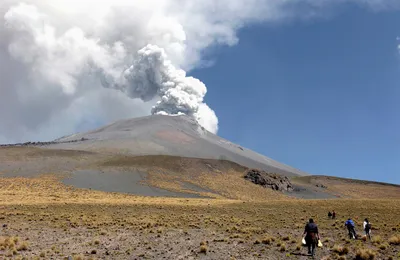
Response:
[1,115,398,200]
[52,115,308,177]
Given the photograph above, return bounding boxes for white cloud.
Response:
[0,0,398,142]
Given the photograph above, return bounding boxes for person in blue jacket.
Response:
[345,218,357,239]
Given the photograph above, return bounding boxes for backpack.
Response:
[365,223,371,231]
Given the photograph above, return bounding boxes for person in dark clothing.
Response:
[303,218,320,256]
[345,218,357,239]
[332,211,336,219]
[363,218,372,240]
[328,211,332,219]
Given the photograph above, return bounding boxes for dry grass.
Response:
[355,249,377,260]
[333,245,349,255]
[371,236,382,244]
[0,147,399,259]
[0,196,395,259]
[17,241,29,251]
[262,237,272,245]
[199,245,208,254]
[388,235,400,245]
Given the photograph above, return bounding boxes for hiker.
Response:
[363,218,371,240]
[303,218,320,257]
[345,218,357,239]
[332,210,336,219]
[328,211,332,219]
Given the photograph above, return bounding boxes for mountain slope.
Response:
[53,115,308,177]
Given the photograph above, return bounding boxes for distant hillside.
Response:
[292,175,400,199]
[0,146,399,200]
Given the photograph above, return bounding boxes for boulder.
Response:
[244,169,294,192]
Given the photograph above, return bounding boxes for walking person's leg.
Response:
[311,242,316,256]
[350,227,355,239]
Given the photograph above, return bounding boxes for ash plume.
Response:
[0,0,398,142]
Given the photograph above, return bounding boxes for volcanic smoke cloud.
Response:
[0,0,399,142]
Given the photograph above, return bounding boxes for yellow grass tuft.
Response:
[262,237,272,245]
[355,249,376,260]
[333,245,349,255]
[200,245,208,254]
[17,241,28,251]
[388,235,400,245]
[372,236,382,244]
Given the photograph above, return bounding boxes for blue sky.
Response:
[191,5,400,184]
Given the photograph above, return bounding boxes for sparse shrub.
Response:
[355,249,376,260]
[262,237,271,245]
[372,236,382,244]
[379,243,388,250]
[254,239,261,245]
[91,249,97,254]
[282,235,290,241]
[199,245,207,254]
[338,256,346,260]
[39,252,45,257]
[388,235,400,245]
[296,244,301,250]
[333,245,349,255]
[94,239,100,245]
[279,244,286,252]
[3,237,15,249]
[17,242,28,251]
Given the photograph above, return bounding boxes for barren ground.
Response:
[0,147,399,259]
[0,196,399,260]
